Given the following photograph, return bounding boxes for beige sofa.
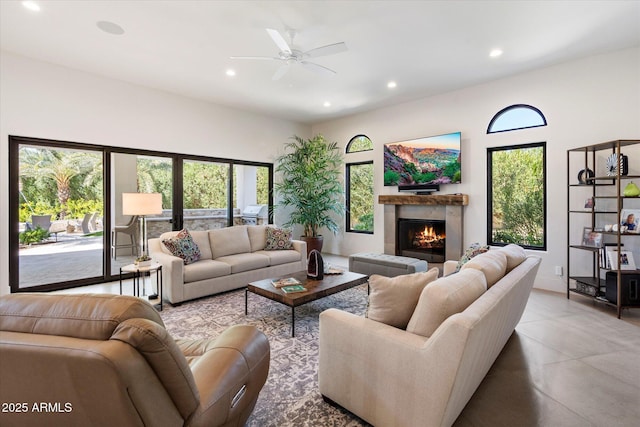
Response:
[149,225,307,304]
[319,245,541,427]
[0,293,270,427]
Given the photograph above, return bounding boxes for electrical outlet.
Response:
[555,266,563,276]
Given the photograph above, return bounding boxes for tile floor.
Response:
[55,256,640,426]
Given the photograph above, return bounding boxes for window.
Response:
[487,104,547,134]
[346,135,373,153]
[487,142,546,250]
[346,161,374,233]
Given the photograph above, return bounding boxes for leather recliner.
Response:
[0,293,270,427]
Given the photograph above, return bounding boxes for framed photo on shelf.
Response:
[620,209,640,233]
[607,249,636,270]
[581,227,602,248]
[584,197,594,209]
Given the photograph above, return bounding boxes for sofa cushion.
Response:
[188,230,212,260]
[255,249,301,266]
[162,229,201,265]
[367,267,439,329]
[265,227,293,250]
[216,253,270,274]
[455,242,490,273]
[183,260,231,283]
[461,250,508,288]
[247,225,268,252]
[209,226,251,259]
[500,244,527,272]
[406,268,487,337]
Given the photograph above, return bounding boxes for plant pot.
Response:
[135,260,153,268]
[301,236,323,256]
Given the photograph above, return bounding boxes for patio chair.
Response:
[111,215,139,259]
[30,215,52,232]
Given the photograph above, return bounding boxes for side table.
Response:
[119,262,163,311]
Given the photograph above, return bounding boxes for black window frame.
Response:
[346,134,373,153]
[345,160,374,234]
[486,141,547,250]
[487,104,547,134]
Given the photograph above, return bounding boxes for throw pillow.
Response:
[406,268,487,338]
[162,229,201,265]
[455,242,490,273]
[265,227,293,250]
[366,267,440,329]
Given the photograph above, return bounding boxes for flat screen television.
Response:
[383,132,461,188]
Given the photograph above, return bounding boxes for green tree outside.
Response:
[490,145,544,247]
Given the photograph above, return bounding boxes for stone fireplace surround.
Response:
[379,194,468,268]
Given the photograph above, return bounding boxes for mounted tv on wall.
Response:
[383,132,461,190]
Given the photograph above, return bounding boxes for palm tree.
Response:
[19,147,101,217]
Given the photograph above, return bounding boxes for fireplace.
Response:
[397,218,446,263]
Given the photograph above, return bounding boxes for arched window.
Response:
[346,134,373,153]
[487,104,547,134]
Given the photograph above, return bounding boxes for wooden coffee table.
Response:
[246,270,369,337]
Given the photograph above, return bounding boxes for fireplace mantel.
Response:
[378,194,468,206]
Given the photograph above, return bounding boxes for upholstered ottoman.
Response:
[349,253,428,277]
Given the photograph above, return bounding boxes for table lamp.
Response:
[122,193,163,261]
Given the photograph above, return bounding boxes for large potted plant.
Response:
[274,134,344,254]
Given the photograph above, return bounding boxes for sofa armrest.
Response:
[319,308,468,427]
[443,259,458,276]
[291,239,307,269]
[179,325,270,427]
[149,238,185,304]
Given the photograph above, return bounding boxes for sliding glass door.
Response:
[110,153,174,273]
[13,140,105,290]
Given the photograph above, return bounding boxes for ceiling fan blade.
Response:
[303,42,347,58]
[272,64,290,81]
[266,28,291,54]
[300,61,336,76]
[230,56,279,60]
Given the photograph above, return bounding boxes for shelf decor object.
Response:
[122,193,163,262]
[577,168,594,184]
[623,181,640,197]
[605,152,628,176]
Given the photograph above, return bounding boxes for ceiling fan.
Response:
[231,28,347,80]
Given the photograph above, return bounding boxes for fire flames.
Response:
[411,225,445,249]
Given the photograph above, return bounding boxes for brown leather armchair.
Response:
[0,293,270,427]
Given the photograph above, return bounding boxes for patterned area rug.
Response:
[160,284,371,426]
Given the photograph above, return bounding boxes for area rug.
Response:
[160,284,371,426]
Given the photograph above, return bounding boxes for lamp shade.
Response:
[122,193,163,216]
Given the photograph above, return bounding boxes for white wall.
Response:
[312,47,640,293]
[0,52,310,296]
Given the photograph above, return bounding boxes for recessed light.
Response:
[22,1,40,12]
[96,21,125,36]
[489,49,503,58]
[323,101,331,107]
[226,69,236,77]
[387,81,397,89]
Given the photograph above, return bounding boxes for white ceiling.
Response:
[1,1,639,124]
